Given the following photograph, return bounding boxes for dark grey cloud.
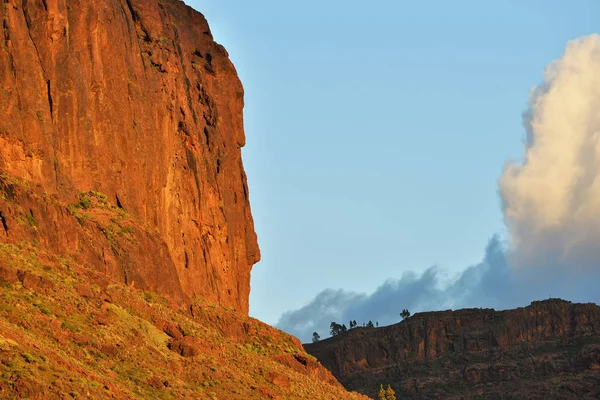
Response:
[277,236,600,343]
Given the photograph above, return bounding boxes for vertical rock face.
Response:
[0,0,259,312]
[305,299,600,399]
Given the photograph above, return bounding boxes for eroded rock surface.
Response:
[305,299,600,399]
[0,0,259,312]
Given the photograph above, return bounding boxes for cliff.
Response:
[0,1,371,398]
[305,299,600,399]
[0,0,259,312]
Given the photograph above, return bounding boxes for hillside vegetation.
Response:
[0,174,367,399]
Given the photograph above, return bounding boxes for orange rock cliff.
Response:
[0,0,260,312]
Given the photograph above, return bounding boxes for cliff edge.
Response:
[0,0,259,312]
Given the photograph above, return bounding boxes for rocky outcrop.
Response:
[305,299,600,399]
[0,0,259,312]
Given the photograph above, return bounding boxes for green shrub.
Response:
[24,212,37,227]
[21,353,44,364]
[78,194,92,210]
[61,321,81,333]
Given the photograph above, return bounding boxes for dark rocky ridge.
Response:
[305,299,600,399]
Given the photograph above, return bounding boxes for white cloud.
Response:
[500,34,600,273]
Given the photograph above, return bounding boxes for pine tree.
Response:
[330,322,343,336]
[385,384,396,400]
[400,308,411,320]
[378,384,386,400]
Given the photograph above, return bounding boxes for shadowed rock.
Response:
[305,299,600,399]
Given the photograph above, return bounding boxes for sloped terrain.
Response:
[0,174,367,399]
[306,300,600,399]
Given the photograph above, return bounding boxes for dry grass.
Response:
[0,241,368,399]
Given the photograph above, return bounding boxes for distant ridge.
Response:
[306,299,600,399]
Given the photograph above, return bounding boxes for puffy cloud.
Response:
[500,34,600,274]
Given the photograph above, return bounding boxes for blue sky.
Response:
[189,1,600,326]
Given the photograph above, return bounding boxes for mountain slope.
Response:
[0,188,367,399]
